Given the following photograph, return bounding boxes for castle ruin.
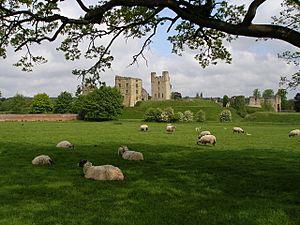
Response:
[151,71,172,101]
[248,95,282,112]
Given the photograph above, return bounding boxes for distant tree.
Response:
[200,92,203,99]
[253,89,261,99]
[54,91,74,113]
[222,95,229,107]
[262,89,274,98]
[195,92,200,99]
[232,96,247,117]
[76,86,123,121]
[276,89,288,110]
[0,90,1,98]
[30,93,54,113]
[171,92,182,100]
[295,93,300,112]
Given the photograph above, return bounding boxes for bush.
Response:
[30,93,54,113]
[232,96,247,118]
[182,110,194,122]
[0,94,31,113]
[161,107,175,122]
[219,109,232,122]
[76,87,123,121]
[54,91,74,113]
[144,108,163,122]
[195,110,206,122]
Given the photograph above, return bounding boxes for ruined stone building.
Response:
[248,95,282,112]
[115,76,149,107]
[151,71,172,101]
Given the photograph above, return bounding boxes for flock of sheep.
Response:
[31,124,300,181]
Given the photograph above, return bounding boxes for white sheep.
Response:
[79,160,124,181]
[56,140,74,149]
[140,124,149,131]
[32,155,53,165]
[288,129,300,137]
[166,124,176,133]
[118,146,144,161]
[197,134,216,146]
[199,130,211,138]
[233,127,245,134]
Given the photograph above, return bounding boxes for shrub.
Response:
[182,110,194,122]
[76,86,123,121]
[161,107,175,122]
[195,110,206,122]
[144,108,163,122]
[232,95,247,118]
[54,91,74,113]
[175,112,184,122]
[30,93,54,113]
[219,109,232,122]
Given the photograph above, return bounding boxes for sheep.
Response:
[140,124,149,131]
[32,155,53,165]
[199,130,211,138]
[288,129,300,137]
[197,134,216,146]
[56,140,74,149]
[195,127,201,132]
[166,124,176,133]
[79,160,124,181]
[233,127,245,134]
[118,146,144,161]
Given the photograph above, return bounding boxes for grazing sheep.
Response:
[197,134,216,146]
[56,140,74,149]
[140,124,149,131]
[79,160,124,181]
[32,155,53,165]
[233,127,245,134]
[288,129,300,137]
[166,124,176,133]
[199,130,211,138]
[118,146,144,161]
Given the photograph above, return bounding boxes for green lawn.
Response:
[0,120,300,225]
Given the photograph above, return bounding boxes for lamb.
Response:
[233,127,244,134]
[32,155,53,165]
[199,130,211,138]
[79,160,124,181]
[288,129,300,137]
[118,146,144,161]
[56,140,74,149]
[140,124,149,131]
[166,124,176,133]
[197,134,216,146]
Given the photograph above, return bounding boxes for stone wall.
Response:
[0,114,80,122]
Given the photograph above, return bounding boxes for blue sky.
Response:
[0,0,299,99]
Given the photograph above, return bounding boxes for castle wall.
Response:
[248,95,281,112]
[151,71,171,101]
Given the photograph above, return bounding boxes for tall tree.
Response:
[0,0,299,84]
[30,93,54,113]
[54,91,74,113]
[262,89,274,98]
[253,89,261,99]
[276,89,288,110]
[294,93,300,112]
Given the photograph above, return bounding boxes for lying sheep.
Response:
[288,129,300,137]
[199,130,211,138]
[140,124,149,131]
[79,160,124,181]
[118,146,144,161]
[166,124,176,133]
[233,127,244,134]
[32,155,53,165]
[56,140,74,149]
[197,134,216,146]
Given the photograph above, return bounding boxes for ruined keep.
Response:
[248,95,282,112]
[115,76,148,107]
[151,71,172,101]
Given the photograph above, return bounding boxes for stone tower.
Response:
[115,76,148,107]
[151,71,172,100]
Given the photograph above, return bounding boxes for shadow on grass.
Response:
[0,141,300,225]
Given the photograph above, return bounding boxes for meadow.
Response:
[0,119,300,225]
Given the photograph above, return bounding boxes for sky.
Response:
[0,0,299,99]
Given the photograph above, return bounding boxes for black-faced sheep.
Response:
[140,124,149,131]
[79,160,124,181]
[56,140,74,149]
[32,155,53,165]
[118,146,144,161]
[197,134,216,146]
[233,127,244,134]
[166,124,176,133]
[288,129,300,137]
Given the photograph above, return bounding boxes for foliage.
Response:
[262,89,275,98]
[219,109,232,122]
[171,92,182,100]
[222,95,229,107]
[144,107,163,122]
[54,91,74,113]
[30,93,54,113]
[261,100,275,112]
[0,94,31,113]
[232,96,247,118]
[276,89,288,110]
[161,107,175,122]
[195,110,206,122]
[75,86,123,121]
[182,110,194,122]
[253,89,261,99]
[295,93,300,112]
[0,0,299,86]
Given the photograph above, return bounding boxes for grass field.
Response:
[0,120,300,225]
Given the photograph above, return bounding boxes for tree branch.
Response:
[241,0,266,25]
